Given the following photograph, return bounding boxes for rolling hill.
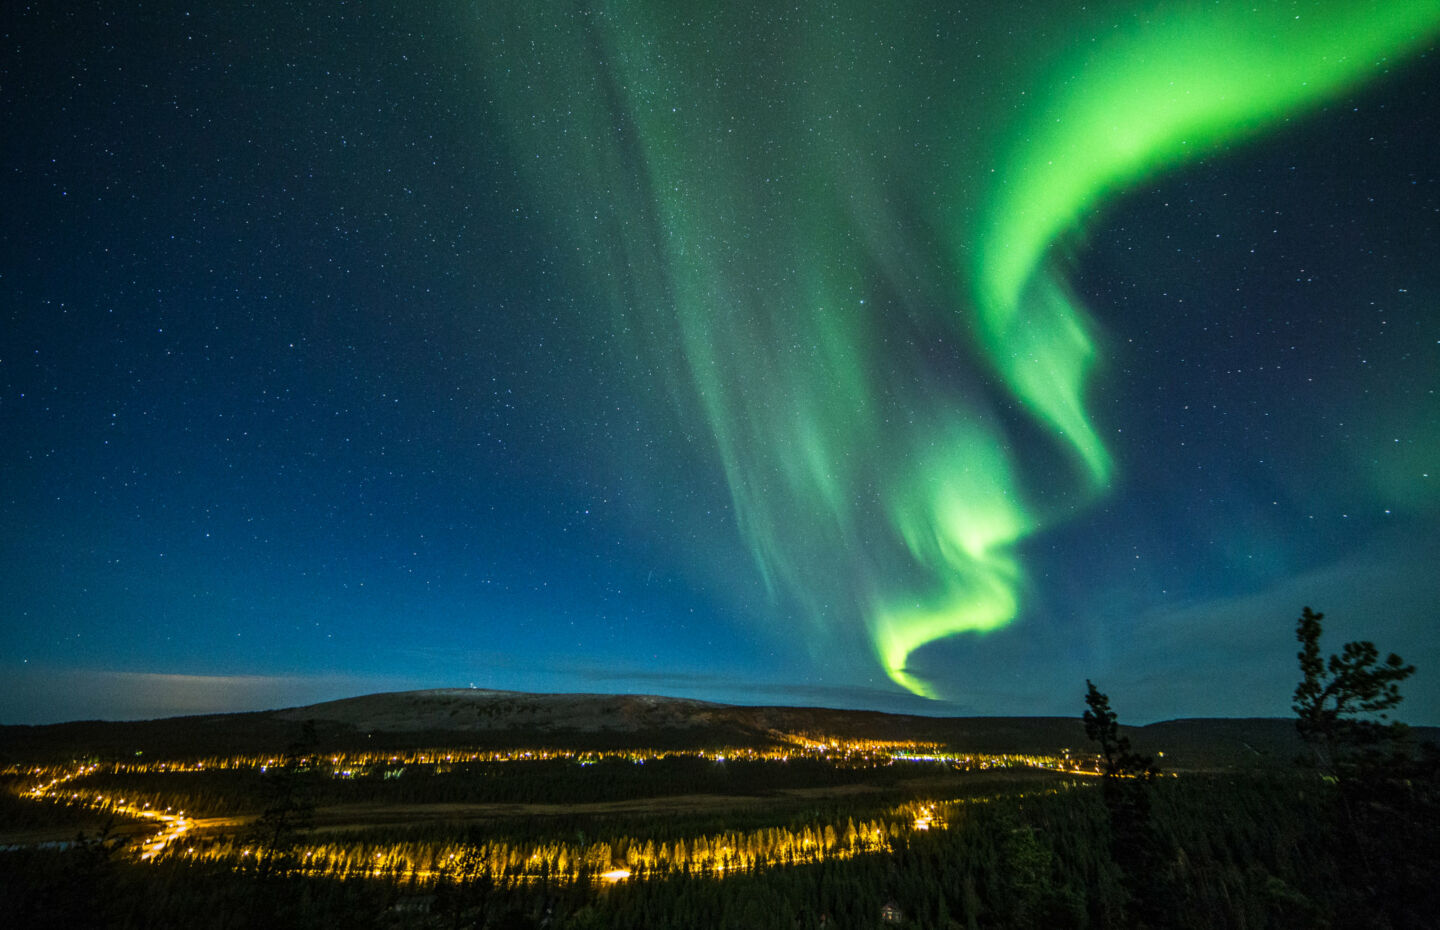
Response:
[5,687,1425,769]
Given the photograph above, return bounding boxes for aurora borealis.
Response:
[3,1,1439,723]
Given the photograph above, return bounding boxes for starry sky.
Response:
[3,1,1438,725]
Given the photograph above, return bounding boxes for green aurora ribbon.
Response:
[479,1,1440,698]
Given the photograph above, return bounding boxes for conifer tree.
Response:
[1083,681,1164,928]
[1292,605,1415,778]
[1291,606,1437,929]
[247,720,318,880]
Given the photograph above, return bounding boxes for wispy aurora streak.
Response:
[480,1,1440,698]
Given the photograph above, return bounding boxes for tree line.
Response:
[3,605,1436,928]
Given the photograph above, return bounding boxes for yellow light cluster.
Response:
[10,737,1108,883]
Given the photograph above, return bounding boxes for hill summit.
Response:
[0,686,1356,770]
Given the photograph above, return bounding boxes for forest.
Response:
[2,608,1436,929]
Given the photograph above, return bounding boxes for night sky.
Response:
[4,1,1438,725]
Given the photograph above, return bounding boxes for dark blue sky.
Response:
[3,2,1437,724]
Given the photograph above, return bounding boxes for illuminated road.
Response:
[20,764,199,859]
[8,739,1107,884]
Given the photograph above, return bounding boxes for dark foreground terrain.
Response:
[3,690,1437,929]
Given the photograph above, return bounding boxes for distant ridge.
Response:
[272,688,733,734]
[6,687,1430,769]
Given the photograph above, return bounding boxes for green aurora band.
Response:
[478,1,1440,698]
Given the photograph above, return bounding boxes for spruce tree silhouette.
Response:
[1084,681,1165,928]
[1291,606,1437,929]
[1292,605,1414,778]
